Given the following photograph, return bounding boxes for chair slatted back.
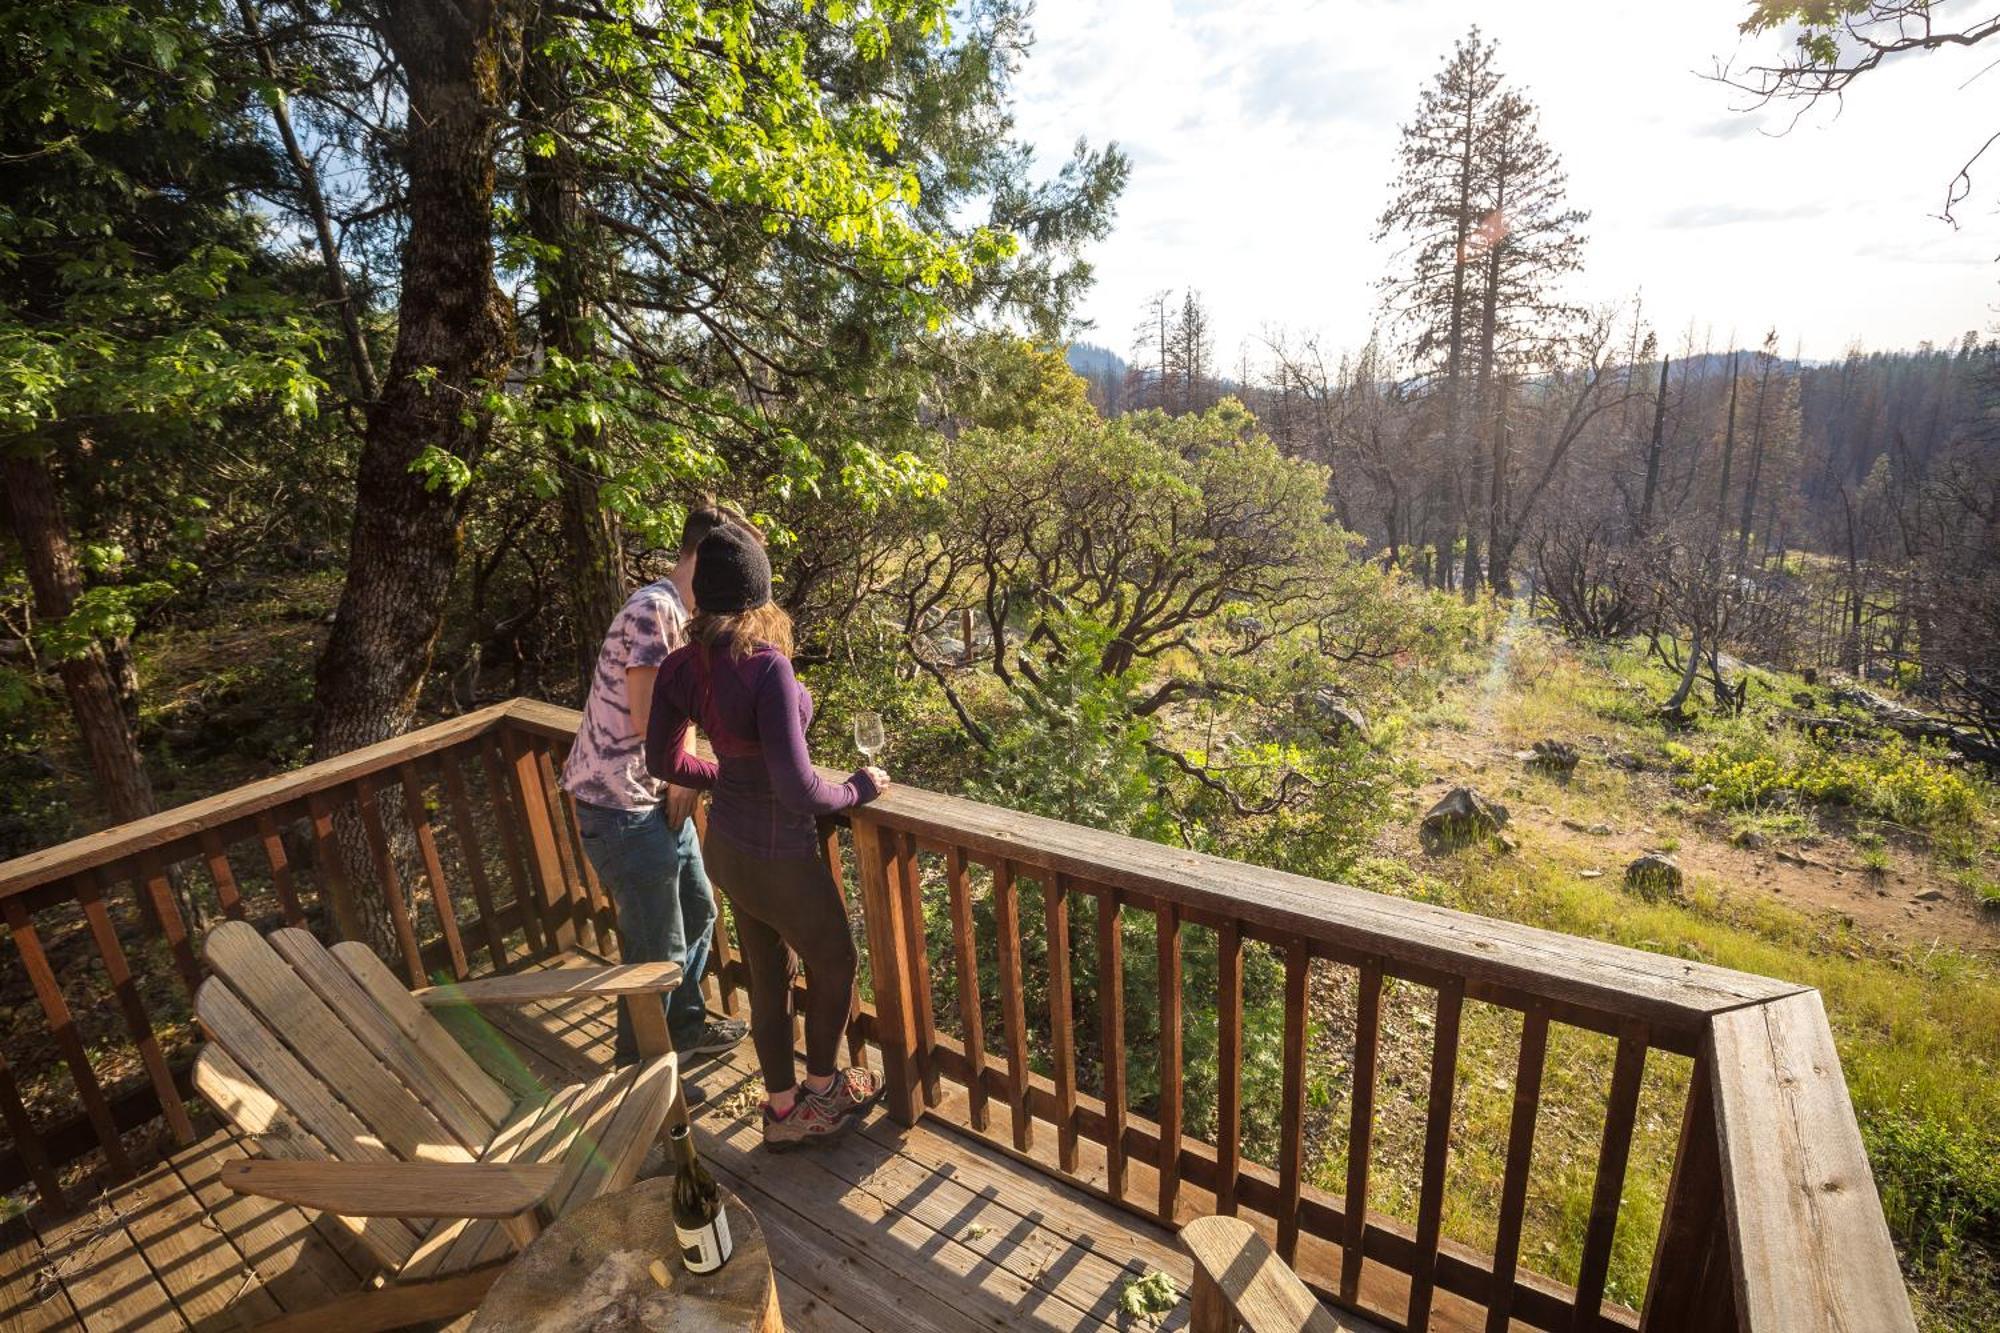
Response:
[327,939,515,1129]
[199,922,474,1165]
[191,1044,421,1269]
[268,927,509,1147]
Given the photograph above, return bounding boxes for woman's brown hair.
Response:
[689,603,794,662]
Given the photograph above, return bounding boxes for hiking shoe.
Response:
[761,1093,858,1152]
[806,1066,882,1116]
[673,1016,749,1061]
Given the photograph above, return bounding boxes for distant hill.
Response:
[1066,342,1130,414]
[1065,341,1126,379]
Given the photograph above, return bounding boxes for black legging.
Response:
[700,834,857,1093]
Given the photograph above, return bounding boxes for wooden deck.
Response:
[0,977,1219,1332]
[0,699,1912,1332]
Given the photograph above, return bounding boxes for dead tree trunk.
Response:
[1637,356,1669,535]
[1714,353,1741,538]
[1663,624,1703,719]
[1734,355,1774,572]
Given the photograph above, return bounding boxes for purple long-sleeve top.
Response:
[644,638,879,859]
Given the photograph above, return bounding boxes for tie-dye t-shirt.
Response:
[560,580,688,810]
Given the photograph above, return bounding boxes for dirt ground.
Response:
[1393,694,2000,962]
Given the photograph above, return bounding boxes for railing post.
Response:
[1704,993,1915,1332]
[501,726,575,954]
[850,813,923,1126]
[1640,1053,1736,1331]
[1189,1264,1229,1333]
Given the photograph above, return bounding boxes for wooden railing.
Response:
[0,700,1913,1332]
[0,700,616,1210]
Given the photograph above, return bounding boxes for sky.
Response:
[1007,0,1999,366]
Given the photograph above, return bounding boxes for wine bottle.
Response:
[669,1122,732,1274]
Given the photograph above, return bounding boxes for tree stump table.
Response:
[470,1179,781,1332]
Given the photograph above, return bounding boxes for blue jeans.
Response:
[573,800,716,1064]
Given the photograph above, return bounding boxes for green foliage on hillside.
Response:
[1667,733,1983,830]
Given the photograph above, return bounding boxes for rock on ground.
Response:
[1421,787,1510,854]
[1625,853,1683,901]
[1521,739,1579,777]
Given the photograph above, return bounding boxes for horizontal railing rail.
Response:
[0,699,1913,1332]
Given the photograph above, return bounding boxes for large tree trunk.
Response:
[1465,143,1510,599]
[521,14,625,694]
[3,449,157,825]
[1445,95,1477,601]
[1487,535,1516,599]
[312,0,520,948]
[1484,373,1512,596]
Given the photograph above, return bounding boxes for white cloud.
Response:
[1011,0,1998,362]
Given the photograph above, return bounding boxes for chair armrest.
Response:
[1182,1215,1348,1333]
[220,1159,563,1219]
[414,962,683,1009]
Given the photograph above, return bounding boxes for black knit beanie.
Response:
[692,524,772,613]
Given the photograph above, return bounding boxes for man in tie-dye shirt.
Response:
[561,507,748,1067]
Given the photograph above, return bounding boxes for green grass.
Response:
[1391,846,2000,1324]
[1397,625,2000,1328]
[1730,807,1820,845]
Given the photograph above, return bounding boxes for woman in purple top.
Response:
[646,524,890,1150]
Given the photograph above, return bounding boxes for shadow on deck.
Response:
[0,975,1202,1332]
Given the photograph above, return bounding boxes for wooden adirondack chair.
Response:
[190,920,683,1333]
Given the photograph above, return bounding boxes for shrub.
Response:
[1865,1109,2000,1286]
[1676,733,1981,831]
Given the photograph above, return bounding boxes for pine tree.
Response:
[1469,90,1589,593]
[1168,291,1215,414]
[1376,28,1502,587]
[1378,31,1587,595]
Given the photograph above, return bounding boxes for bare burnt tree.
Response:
[1534,516,1652,641]
[1907,430,2000,745]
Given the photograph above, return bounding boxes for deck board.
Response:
[458,975,1196,1330]
[30,1190,185,1331]
[169,1129,362,1314]
[0,958,1257,1332]
[0,1216,76,1333]
[119,1156,281,1330]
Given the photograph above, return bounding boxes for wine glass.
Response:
[854,710,886,762]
